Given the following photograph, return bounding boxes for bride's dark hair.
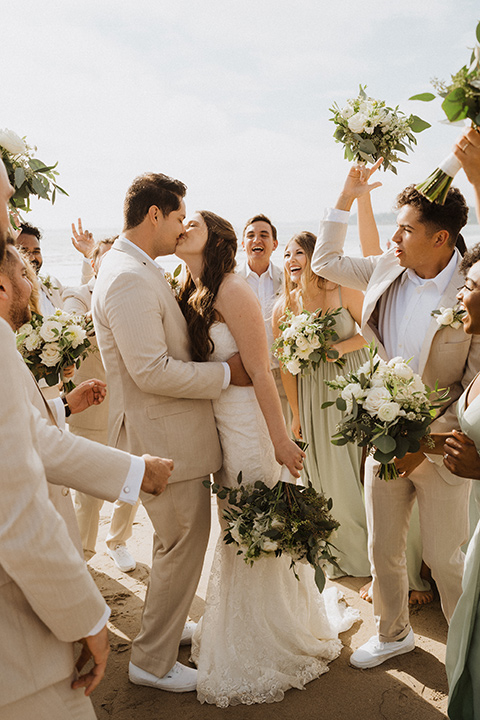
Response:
[178,211,237,361]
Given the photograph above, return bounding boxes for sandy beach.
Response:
[86,496,449,720]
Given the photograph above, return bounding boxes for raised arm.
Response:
[453,127,480,223]
[217,275,304,476]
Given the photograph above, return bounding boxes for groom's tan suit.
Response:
[93,237,225,676]
[0,318,108,718]
[312,220,480,641]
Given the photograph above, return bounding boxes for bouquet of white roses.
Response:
[410,22,480,203]
[204,461,340,593]
[322,343,449,481]
[16,310,95,392]
[272,307,345,375]
[329,85,430,173]
[0,128,67,216]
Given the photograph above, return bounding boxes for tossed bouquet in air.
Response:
[204,463,340,593]
[411,21,480,203]
[0,128,67,216]
[16,310,95,392]
[322,343,449,481]
[273,307,345,375]
[329,85,430,173]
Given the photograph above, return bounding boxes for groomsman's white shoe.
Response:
[108,544,136,573]
[350,628,415,669]
[180,620,197,646]
[128,661,197,692]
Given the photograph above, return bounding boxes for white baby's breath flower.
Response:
[40,342,62,367]
[39,319,63,342]
[0,128,27,154]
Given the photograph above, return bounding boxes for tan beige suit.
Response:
[0,318,108,718]
[93,237,225,677]
[312,220,480,641]
[63,279,139,553]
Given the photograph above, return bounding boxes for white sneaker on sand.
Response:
[180,621,197,646]
[350,628,415,669]
[108,544,136,573]
[129,661,197,692]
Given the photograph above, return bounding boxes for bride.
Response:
[175,210,359,707]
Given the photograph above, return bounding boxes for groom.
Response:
[312,165,480,669]
[93,172,248,692]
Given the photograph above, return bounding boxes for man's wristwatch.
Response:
[61,395,72,418]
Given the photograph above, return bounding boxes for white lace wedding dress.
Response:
[190,322,359,707]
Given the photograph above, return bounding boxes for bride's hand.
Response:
[275,438,305,478]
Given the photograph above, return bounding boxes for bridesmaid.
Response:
[272,231,370,578]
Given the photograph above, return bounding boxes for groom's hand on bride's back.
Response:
[141,455,174,495]
[227,352,252,386]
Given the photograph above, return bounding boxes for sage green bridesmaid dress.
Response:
[447,382,480,720]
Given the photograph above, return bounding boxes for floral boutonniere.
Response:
[40,274,59,297]
[164,264,182,299]
[431,305,466,330]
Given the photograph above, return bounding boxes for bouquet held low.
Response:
[272,307,345,375]
[16,310,95,392]
[322,343,449,481]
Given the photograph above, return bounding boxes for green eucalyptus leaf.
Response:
[314,565,326,593]
[476,20,480,45]
[409,92,436,102]
[336,397,347,411]
[14,166,25,188]
[372,434,396,454]
[409,115,431,132]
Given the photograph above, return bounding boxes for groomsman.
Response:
[16,222,64,314]
[93,172,249,692]
[312,163,480,669]
[237,214,290,421]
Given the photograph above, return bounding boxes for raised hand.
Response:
[72,218,95,258]
[141,454,174,495]
[66,379,107,414]
[336,157,383,212]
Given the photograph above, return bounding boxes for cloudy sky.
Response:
[2,0,479,231]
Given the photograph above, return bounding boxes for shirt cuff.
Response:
[323,207,350,223]
[221,361,231,390]
[86,604,110,637]
[51,397,66,429]
[119,455,144,504]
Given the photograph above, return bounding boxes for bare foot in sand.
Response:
[359,580,372,602]
[409,589,434,605]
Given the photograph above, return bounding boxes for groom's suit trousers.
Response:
[130,476,211,676]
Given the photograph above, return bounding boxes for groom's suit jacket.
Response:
[312,220,480,483]
[92,237,224,480]
[0,319,108,708]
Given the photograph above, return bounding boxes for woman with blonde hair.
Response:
[272,230,370,578]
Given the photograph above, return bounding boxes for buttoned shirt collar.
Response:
[401,248,459,293]
[245,260,274,280]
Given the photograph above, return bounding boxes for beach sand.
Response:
[86,497,449,720]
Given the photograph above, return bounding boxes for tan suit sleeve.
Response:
[0,321,107,641]
[101,270,225,399]
[311,220,379,291]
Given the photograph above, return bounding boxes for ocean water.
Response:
[39,222,480,287]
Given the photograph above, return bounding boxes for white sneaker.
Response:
[108,544,136,573]
[350,628,415,669]
[129,661,197,692]
[179,620,197,646]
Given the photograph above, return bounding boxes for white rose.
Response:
[64,324,87,349]
[261,539,278,553]
[309,334,321,349]
[387,356,405,367]
[437,307,454,326]
[377,402,401,422]
[286,358,301,375]
[39,342,62,367]
[411,374,426,394]
[341,104,354,119]
[296,346,312,360]
[283,326,297,341]
[341,383,365,402]
[0,128,26,154]
[17,322,33,336]
[295,334,310,351]
[364,124,375,134]
[39,319,63,342]
[347,112,367,134]
[363,386,391,415]
[24,330,42,352]
[392,362,413,381]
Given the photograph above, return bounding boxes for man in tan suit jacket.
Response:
[312,165,480,669]
[93,172,248,692]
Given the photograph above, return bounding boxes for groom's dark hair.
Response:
[124,173,187,230]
